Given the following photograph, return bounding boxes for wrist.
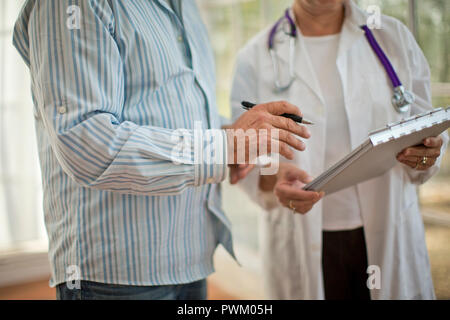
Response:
[259,174,277,192]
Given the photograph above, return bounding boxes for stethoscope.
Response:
[268,9,415,114]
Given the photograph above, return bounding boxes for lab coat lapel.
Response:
[274,26,325,106]
[336,21,365,101]
[337,1,370,149]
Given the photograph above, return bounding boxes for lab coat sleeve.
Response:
[399,24,449,185]
[14,0,227,195]
[230,49,279,210]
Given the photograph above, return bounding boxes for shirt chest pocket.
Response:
[115,6,193,91]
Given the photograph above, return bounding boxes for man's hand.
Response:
[397,136,443,171]
[273,163,324,214]
[229,164,255,184]
[227,101,310,164]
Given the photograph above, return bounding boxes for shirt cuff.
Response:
[194,129,228,186]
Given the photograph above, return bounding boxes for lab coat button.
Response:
[58,106,67,114]
[178,35,183,42]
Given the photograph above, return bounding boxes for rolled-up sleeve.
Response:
[20,0,227,195]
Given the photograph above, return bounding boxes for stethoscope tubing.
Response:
[268,8,414,113]
[361,25,402,88]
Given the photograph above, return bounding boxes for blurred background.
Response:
[0,0,448,300]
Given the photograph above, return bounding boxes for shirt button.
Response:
[58,106,67,114]
[206,178,215,184]
[177,35,183,42]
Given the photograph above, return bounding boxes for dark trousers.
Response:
[322,227,371,300]
[57,279,207,300]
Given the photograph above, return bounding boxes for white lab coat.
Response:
[230,0,449,300]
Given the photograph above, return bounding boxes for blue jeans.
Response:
[56,279,207,300]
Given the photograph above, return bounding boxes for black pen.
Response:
[241,101,314,125]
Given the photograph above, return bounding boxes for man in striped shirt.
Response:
[13,0,314,299]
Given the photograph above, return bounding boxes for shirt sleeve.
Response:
[399,24,449,185]
[20,0,227,195]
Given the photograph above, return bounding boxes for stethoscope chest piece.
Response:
[392,85,414,113]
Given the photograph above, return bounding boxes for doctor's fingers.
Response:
[268,115,311,139]
[255,100,302,117]
[399,154,438,164]
[398,158,436,170]
[282,167,314,184]
[424,136,444,148]
[401,146,441,158]
[279,199,316,214]
[291,202,315,214]
[274,184,321,202]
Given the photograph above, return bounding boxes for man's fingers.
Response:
[229,164,255,184]
[276,128,306,151]
[265,139,294,160]
[269,115,311,139]
[277,141,294,160]
[401,146,441,158]
[229,166,240,184]
[238,164,255,179]
[258,100,302,117]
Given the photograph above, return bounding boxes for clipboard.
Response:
[304,107,450,195]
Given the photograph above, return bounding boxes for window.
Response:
[0,0,46,251]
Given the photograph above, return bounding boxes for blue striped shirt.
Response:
[13,0,234,286]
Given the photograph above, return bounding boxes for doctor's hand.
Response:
[273,163,324,214]
[397,136,443,171]
[227,101,310,164]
